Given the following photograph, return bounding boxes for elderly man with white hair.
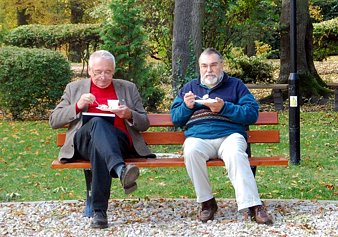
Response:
[50,50,152,229]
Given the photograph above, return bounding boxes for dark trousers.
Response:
[74,117,130,211]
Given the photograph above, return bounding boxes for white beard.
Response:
[201,73,222,88]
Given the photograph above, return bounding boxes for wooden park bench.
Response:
[246,84,288,111]
[51,112,288,217]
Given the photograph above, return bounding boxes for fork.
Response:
[94,100,101,106]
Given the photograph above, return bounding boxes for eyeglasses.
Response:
[199,62,221,70]
[92,70,114,77]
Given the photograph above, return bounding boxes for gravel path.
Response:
[0,199,337,237]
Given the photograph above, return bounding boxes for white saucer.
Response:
[195,99,217,104]
[96,106,115,111]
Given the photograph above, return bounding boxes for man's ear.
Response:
[220,60,224,69]
[88,67,93,77]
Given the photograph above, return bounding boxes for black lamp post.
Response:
[289,0,301,165]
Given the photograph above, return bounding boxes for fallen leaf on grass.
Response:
[323,183,334,190]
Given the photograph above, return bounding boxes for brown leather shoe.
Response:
[249,205,273,225]
[199,197,218,222]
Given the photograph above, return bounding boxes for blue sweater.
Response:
[170,74,259,139]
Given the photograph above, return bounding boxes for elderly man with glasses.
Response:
[50,50,153,229]
[170,48,273,225]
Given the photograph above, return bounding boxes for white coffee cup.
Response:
[107,100,119,109]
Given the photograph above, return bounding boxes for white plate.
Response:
[96,106,114,111]
[195,99,217,104]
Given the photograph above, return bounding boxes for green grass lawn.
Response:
[0,112,337,202]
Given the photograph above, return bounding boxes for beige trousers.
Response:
[183,133,262,210]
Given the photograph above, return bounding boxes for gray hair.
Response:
[199,48,223,62]
[89,50,116,68]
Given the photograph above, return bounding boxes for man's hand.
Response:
[77,93,96,110]
[184,91,196,109]
[203,97,224,113]
[110,105,133,120]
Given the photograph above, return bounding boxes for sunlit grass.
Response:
[0,111,337,202]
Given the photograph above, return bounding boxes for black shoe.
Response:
[120,164,140,194]
[90,211,108,229]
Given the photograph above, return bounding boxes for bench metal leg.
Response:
[246,141,257,177]
[83,169,94,217]
[250,166,257,177]
[272,89,284,111]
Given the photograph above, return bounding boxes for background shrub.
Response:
[3,24,102,63]
[313,17,338,61]
[225,47,274,84]
[0,46,72,120]
[140,63,166,111]
[0,27,8,46]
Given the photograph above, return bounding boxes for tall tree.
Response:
[191,0,204,70]
[279,0,331,100]
[143,0,174,69]
[171,0,204,95]
[16,6,29,26]
[69,0,85,62]
[101,0,163,111]
[172,0,193,95]
[101,0,148,82]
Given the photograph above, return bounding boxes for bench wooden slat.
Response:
[247,130,280,143]
[57,130,280,147]
[57,134,66,147]
[147,112,278,126]
[255,112,278,125]
[142,132,185,145]
[52,159,91,169]
[56,112,280,146]
[246,84,288,90]
[148,114,175,127]
[51,156,288,169]
[142,130,280,144]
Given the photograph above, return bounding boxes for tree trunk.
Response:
[245,40,256,57]
[191,0,204,72]
[16,8,29,26]
[172,0,193,95]
[69,0,85,62]
[279,0,331,101]
[70,0,84,24]
[172,0,204,96]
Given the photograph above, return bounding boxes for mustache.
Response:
[205,74,217,77]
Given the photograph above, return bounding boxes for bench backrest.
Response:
[56,112,280,147]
